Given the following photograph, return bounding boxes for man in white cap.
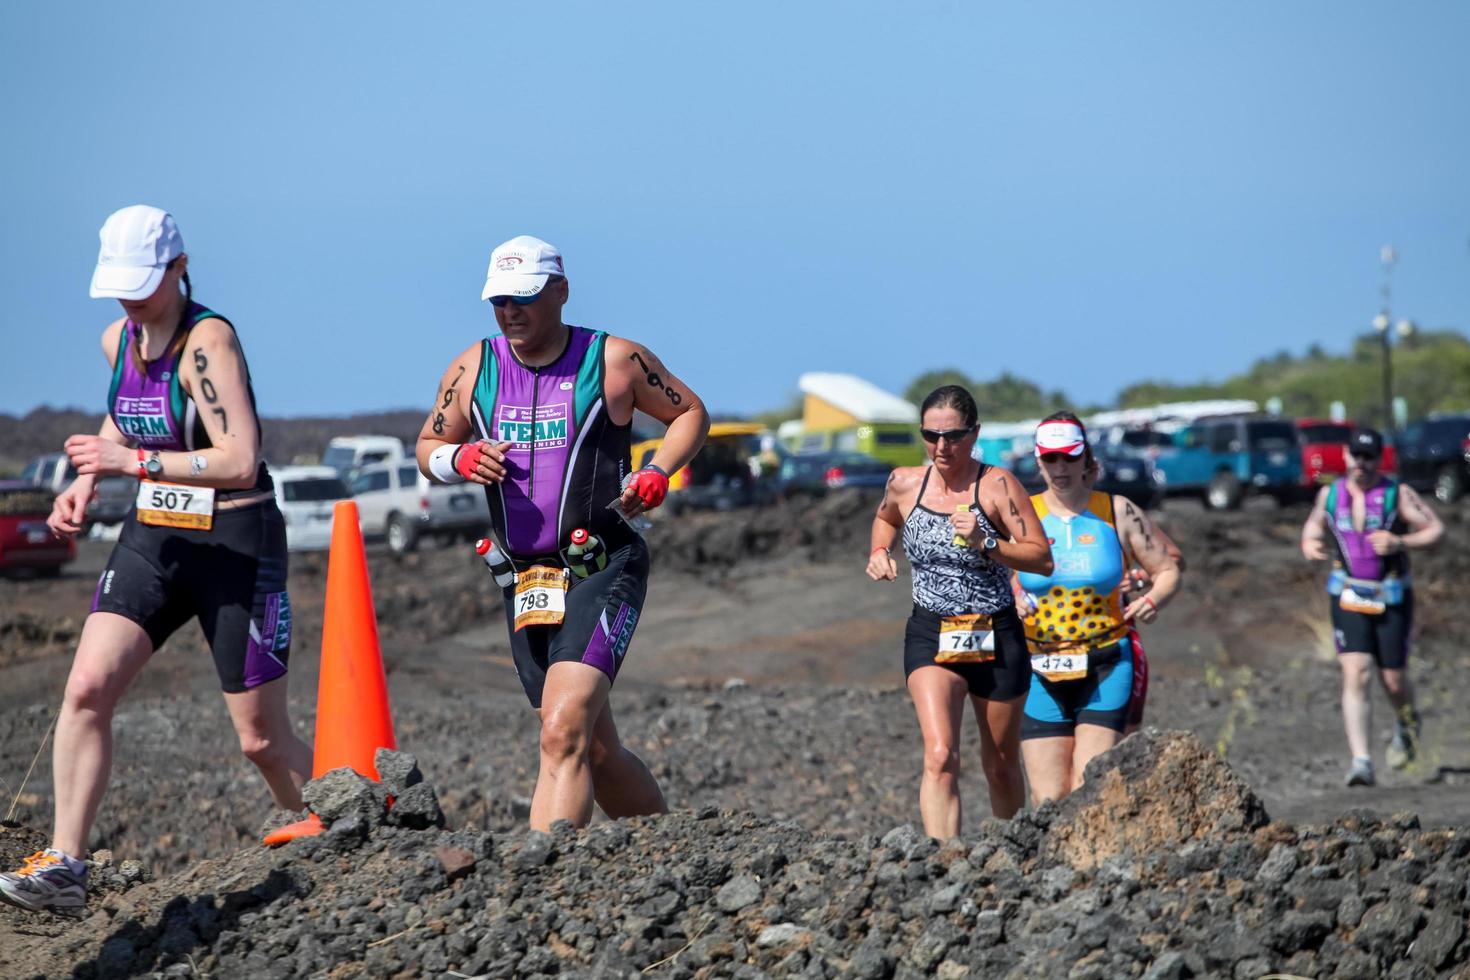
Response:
[416,235,710,831]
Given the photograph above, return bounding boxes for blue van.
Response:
[1153,416,1302,509]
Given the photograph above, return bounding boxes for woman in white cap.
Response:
[866,385,1053,832]
[1013,411,1179,805]
[0,206,311,916]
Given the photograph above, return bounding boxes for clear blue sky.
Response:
[2,2,1467,420]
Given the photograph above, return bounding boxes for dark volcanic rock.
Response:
[387,782,445,830]
[301,767,385,826]
[374,747,425,798]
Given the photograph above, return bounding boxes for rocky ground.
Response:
[1,492,1468,977]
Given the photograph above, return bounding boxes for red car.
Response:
[0,481,74,576]
[1296,419,1398,487]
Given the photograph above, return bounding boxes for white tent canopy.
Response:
[798,372,919,423]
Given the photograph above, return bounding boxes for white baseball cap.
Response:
[90,205,185,300]
[481,235,565,301]
[1035,420,1087,458]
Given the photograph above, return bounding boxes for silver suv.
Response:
[20,452,137,529]
[349,460,490,554]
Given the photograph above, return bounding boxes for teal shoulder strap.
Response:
[473,339,499,440]
[1325,481,1338,516]
[1384,479,1399,522]
[105,325,129,413]
[573,329,607,426]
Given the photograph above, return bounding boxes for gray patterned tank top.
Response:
[902,465,1015,617]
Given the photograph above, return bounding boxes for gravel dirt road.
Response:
[1,492,1466,977]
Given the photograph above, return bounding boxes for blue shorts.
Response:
[1021,638,1133,740]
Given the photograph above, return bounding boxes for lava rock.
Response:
[387,782,445,830]
[434,844,476,883]
[301,767,384,826]
[1410,907,1465,969]
[1044,729,1270,871]
[716,874,762,913]
[373,748,425,798]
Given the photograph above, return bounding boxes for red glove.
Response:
[627,466,670,509]
[453,441,486,481]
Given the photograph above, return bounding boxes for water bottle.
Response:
[567,528,607,579]
[474,538,515,589]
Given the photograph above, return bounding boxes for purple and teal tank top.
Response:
[106,301,270,495]
[1326,478,1407,582]
[468,326,631,559]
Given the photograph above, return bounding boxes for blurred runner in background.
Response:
[1300,427,1443,787]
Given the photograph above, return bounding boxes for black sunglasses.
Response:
[920,426,976,444]
[1350,452,1381,463]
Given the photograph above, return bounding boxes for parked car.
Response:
[0,482,75,576]
[778,451,892,499]
[1295,419,1399,488]
[785,424,925,467]
[322,436,406,481]
[1008,448,1163,510]
[1395,413,1470,503]
[272,465,352,552]
[633,422,770,515]
[349,459,489,554]
[1152,416,1302,509]
[20,452,137,527]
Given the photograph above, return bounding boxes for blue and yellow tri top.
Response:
[1017,491,1129,654]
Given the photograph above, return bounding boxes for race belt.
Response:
[1327,569,1406,615]
[136,480,215,530]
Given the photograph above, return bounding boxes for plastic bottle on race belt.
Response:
[566,527,608,579]
[474,538,516,589]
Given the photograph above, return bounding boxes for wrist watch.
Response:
[144,450,163,479]
[981,535,999,552]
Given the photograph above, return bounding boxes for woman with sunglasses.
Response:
[0,206,310,916]
[1300,427,1442,786]
[866,385,1052,832]
[1015,412,1179,805]
[416,234,709,832]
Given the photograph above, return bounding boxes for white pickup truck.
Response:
[349,459,490,554]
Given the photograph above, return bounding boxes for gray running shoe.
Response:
[1386,716,1420,770]
[1345,757,1375,787]
[0,849,87,916]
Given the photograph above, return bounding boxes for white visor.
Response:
[1035,421,1086,458]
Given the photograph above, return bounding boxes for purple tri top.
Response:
[1327,478,1407,581]
[104,301,270,492]
[469,326,631,559]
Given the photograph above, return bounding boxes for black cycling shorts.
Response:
[91,503,292,694]
[1331,591,1413,670]
[903,604,1029,701]
[502,537,650,709]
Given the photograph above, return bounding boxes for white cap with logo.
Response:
[481,235,565,301]
[90,205,185,300]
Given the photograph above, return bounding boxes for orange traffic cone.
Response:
[264,500,397,846]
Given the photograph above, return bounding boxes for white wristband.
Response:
[428,444,466,484]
